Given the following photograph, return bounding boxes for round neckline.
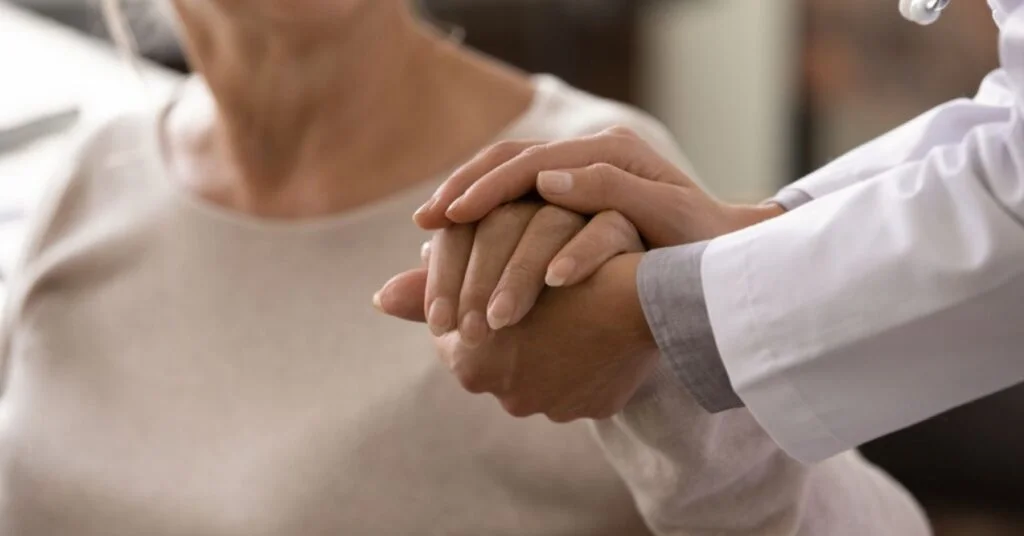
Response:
[145,75,562,234]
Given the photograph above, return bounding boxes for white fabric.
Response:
[0,3,181,300]
[0,75,662,536]
[703,0,1024,463]
[0,73,928,534]
[592,366,929,535]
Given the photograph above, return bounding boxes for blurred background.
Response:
[3,0,1022,533]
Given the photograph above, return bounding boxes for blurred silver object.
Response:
[901,0,952,25]
[0,108,80,155]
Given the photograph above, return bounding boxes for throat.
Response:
[164,53,536,220]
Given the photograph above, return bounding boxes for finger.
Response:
[373,269,428,322]
[413,140,545,229]
[536,165,688,248]
[420,241,431,267]
[487,206,585,330]
[457,203,541,347]
[546,211,643,288]
[426,225,475,336]
[444,128,673,224]
[434,333,510,395]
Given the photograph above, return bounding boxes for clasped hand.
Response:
[375,127,782,421]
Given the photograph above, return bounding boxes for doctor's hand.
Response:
[413,127,784,248]
[376,253,661,422]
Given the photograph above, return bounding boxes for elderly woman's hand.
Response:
[413,127,783,249]
[375,201,644,341]
[377,253,660,423]
[423,202,645,341]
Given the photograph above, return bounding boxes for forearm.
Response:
[591,364,930,536]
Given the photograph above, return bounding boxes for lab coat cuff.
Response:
[637,243,744,413]
[768,188,814,212]
[702,234,849,463]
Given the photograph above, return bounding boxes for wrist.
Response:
[634,244,742,412]
[600,253,659,354]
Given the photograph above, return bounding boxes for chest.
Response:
[0,223,646,536]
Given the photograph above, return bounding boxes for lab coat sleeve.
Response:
[701,4,1024,464]
[774,68,1015,209]
[589,365,930,535]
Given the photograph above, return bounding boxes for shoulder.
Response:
[0,111,163,390]
[17,111,165,269]
[515,75,698,176]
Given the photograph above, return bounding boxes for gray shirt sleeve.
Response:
[636,243,744,413]
[770,188,814,211]
[636,188,813,413]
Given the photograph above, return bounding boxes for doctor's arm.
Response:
[688,5,1024,463]
[692,112,1024,463]
[424,109,1024,467]
[520,51,1024,464]
[414,7,1024,465]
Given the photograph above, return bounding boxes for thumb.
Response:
[374,269,429,323]
[537,166,682,247]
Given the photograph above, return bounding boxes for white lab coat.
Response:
[702,0,1024,463]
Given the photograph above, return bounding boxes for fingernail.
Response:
[546,258,577,287]
[372,290,384,312]
[538,171,573,195]
[487,291,516,330]
[427,299,454,337]
[445,198,463,217]
[420,241,432,264]
[414,195,437,218]
[460,311,489,348]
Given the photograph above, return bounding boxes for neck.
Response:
[167,1,529,217]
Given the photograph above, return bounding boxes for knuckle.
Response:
[545,411,576,424]
[602,211,641,243]
[479,203,517,228]
[440,224,476,247]
[453,364,489,394]
[491,202,521,218]
[568,230,606,257]
[536,205,585,232]
[587,163,619,181]
[481,203,539,232]
[483,140,526,163]
[434,344,457,370]
[604,125,640,139]
[459,282,491,307]
[584,164,620,202]
[572,228,615,259]
[518,144,548,161]
[601,127,643,152]
[501,397,536,418]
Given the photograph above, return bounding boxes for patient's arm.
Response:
[379,252,931,535]
[592,364,931,535]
